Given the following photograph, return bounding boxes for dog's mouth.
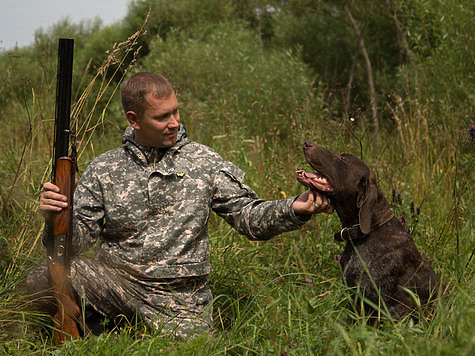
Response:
[296,170,334,192]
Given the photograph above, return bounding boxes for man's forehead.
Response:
[144,92,178,109]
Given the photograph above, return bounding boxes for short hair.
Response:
[120,72,174,114]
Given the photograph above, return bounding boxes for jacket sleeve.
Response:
[211,161,308,240]
[41,165,104,257]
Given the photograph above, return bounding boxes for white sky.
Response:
[0,0,131,50]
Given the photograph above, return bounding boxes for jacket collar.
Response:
[121,123,189,166]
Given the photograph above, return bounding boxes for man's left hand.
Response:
[292,190,333,216]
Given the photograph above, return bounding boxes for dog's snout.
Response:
[303,141,314,149]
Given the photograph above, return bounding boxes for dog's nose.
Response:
[304,141,313,149]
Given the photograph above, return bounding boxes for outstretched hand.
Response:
[292,190,333,216]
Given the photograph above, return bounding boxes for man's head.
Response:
[121,72,180,148]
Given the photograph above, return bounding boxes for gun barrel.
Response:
[53,38,74,181]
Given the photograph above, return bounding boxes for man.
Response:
[29,72,330,338]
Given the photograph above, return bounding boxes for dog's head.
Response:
[297,141,391,234]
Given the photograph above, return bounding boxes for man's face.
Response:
[127,91,180,148]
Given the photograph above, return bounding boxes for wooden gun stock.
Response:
[47,157,82,343]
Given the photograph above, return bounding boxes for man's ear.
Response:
[126,111,140,129]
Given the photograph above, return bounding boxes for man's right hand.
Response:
[39,182,68,220]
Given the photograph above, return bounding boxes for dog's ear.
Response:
[357,170,390,234]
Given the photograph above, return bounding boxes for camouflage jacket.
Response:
[46,124,307,279]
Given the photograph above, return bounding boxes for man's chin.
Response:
[157,139,176,149]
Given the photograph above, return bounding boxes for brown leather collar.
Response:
[334,209,394,242]
[334,224,366,242]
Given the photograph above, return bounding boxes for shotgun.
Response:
[46,38,87,344]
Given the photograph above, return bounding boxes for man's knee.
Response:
[26,261,56,315]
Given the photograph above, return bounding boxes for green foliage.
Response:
[0,0,473,354]
[271,0,404,116]
[32,17,104,53]
[140,22,318,142]
[122,0,237,55]
[398,0,475,111]
[272,1,356,86]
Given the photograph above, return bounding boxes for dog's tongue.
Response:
[297,170,319,180]
[296,170,333,192]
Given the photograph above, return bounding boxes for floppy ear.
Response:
[357,170,390,234]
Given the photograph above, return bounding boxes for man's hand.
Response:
[292,190,333,216]
[39,182,69,220]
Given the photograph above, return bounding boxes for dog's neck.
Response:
[331,194,394,242]
[331,195,359,228]
[333,210,394,242]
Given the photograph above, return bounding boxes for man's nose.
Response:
[169,112,180,127]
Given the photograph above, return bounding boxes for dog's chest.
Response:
[340,242,373,284]
[341,254,362,284]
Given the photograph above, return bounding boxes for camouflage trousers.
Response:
[26,258,213,338]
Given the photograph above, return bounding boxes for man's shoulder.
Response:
[179,140,225,164]
[178,141,246,180]
[92,146,126,163]
[82,146,128,174]
[182,140,218,155]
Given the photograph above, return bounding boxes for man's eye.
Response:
[156,109,178,121]
[156,114,170,121]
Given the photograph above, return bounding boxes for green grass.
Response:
[0,15,473,356]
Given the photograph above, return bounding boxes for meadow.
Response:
[0,1,473,354]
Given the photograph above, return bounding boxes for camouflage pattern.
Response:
[44,124,307,279]
[28,259,212,338]
[36,123,307,335]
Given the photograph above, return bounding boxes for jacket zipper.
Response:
[153,148,158,167]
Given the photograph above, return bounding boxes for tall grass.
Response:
[0,20,473,356]
[0,20,148,349]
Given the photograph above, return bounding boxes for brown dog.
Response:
[297,141,440,319]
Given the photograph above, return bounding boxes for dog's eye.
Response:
[338,155,348,161]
